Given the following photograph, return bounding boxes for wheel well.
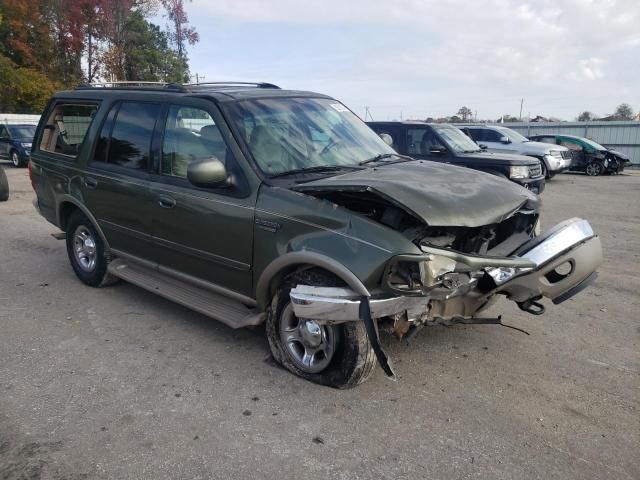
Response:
[260,264,349,310]
[58,202,81,232]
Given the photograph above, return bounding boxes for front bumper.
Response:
[517,176,545,194]
[290,218,602,322]
[545,154,572,172]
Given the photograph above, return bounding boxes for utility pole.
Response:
[191,73,205,85]
[364,106,373,121]
[519,98,524,121]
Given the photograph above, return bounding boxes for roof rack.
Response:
[76,81,185,91]
[75,81,280,92]
[185,82,281,90]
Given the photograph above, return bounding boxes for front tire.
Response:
[585,162,603,176]
[11,150,25,168]
[266,271,376,388]
[65,211,116,287]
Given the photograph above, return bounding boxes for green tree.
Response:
[614,103,634,120]
[122,11,183,82]
[0,54,58,112]
[577,111,594,122]
[456,106,473,121]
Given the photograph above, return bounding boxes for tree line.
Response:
[0,0,199,113]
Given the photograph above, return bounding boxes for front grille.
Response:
[528,163,542,178]
[561,151,572,159]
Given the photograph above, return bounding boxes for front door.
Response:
[406,126,451,163]
[148,101,255,297]
[81,100,161,261]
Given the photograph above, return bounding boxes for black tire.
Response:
[266,269,376,388]
[10,150,25,168]
[585,162,603,176]
[0,168,9,201]
[65,211,117,287]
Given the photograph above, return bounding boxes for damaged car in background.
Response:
[31,83,603,388]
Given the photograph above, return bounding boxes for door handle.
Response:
[158,196,176,209]
[83,177,98,189]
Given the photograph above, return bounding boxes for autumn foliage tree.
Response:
[0,0,198,111]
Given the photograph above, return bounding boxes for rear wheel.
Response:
[585,162,603,176]
[65,211,117,287]
[266,270,376,388]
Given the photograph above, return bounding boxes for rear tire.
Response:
[266,269,376,388]
[65,211,117,287]
[0,168,9,201]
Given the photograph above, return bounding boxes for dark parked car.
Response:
[30,82,602,387]
[0,123,36,167]
[528,134,630,176]
[368,121,545,193]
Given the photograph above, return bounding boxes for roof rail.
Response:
[185,82,281,90]
[75,81,280,92]
[75,81,185,91]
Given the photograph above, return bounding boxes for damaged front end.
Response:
[290,217,602,374]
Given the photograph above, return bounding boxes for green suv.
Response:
[30,82,603,387]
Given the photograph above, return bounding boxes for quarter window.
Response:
[161,105,228,178]
[39,103,98,157]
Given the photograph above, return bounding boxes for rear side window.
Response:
[39,103,99,158]
[94,102,160,170]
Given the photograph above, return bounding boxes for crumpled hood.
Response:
[515,140,568,156]
[293,161,539,227]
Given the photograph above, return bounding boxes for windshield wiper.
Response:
[269,165,360,179]
[359,153,414,166]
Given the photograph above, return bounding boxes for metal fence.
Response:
[494,121,640,166]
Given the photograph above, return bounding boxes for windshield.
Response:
[433,125,481,153]
[225,97,396,176]
[497,127,529,143]
[8,125,36,139]
[574,136,607,151]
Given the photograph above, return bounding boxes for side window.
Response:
[39,103,99,157]
[94,102,160,170]
[467,128,483,142]
[407,128,443,155]
[484,129,504,142]
[161,105,228,178]
[559,139,582,151]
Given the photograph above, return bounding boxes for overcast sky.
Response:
[181,0,640,121]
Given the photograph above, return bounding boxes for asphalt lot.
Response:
[0,164,638,480]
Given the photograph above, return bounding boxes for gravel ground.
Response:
[0,164,638,480]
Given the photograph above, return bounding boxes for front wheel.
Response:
[585,162,603,176]
[11,150,25,168]
[266,273,376,388]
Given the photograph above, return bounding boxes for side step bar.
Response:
[107,258,263,329]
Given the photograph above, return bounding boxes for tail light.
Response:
[28,159,35,191]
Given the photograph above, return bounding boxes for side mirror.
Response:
[499,136,511,144]
[379,133,394,146]
[187,157,228,188]
[479,144,488,150]
[429,145,447,154]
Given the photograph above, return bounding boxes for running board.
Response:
[107,258,263,329]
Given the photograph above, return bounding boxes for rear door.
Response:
[81,100,161,261]
[148,99,256,297]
